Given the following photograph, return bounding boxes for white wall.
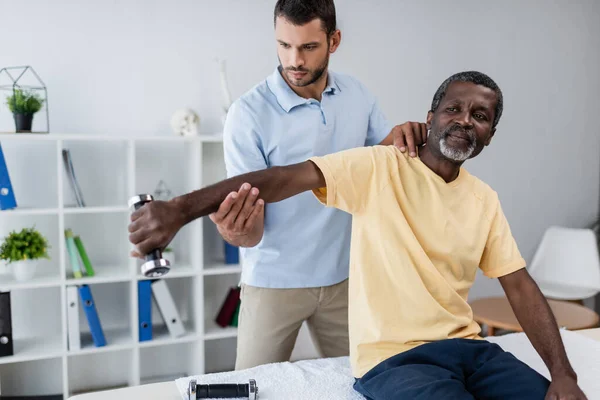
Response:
[3,0,600,359]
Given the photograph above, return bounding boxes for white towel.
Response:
[176,330,600,399]
[176,356,362,400]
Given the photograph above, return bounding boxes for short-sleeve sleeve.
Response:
[365,97,393,146]
[308,146,392,215]
[479,198,526,278]
[223,100,268,178]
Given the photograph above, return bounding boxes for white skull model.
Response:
[170,108,200,137]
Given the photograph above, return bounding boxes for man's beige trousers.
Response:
[235,279,349,370]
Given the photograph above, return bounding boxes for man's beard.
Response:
[280,54,329,87]
[437,125,477,162]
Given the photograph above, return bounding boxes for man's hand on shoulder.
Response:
[382,121,428,157]
[546,375,587,400]
[209,183,265,248]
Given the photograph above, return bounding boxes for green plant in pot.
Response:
[0,226,50,282]
[5,88,45,133]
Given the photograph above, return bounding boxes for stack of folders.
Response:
[64,229,95,279]
[62,148,86,207]
[138,280,185,342]
[66,285,106,350]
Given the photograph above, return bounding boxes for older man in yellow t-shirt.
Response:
[129,71,586,400]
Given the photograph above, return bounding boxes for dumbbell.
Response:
[128,194,171,277]
[188,379,258,400]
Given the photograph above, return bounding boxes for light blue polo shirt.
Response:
[223,66,392,289]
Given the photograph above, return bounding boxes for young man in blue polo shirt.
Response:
[137,0,423,370]
[207,0,426,370]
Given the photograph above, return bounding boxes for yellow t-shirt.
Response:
[309,145,526,378]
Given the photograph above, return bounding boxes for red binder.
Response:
[215,287,241,328]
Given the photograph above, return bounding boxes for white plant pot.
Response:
[11,259,37,282]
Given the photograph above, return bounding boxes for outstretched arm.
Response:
[128,161,324,256]
[499,269,586,400]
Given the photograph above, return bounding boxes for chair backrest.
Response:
[529,226,600,300]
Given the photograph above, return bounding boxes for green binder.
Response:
[230,300,241,327]
[64,229,82,279]
[74,236,95,277]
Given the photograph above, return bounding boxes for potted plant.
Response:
[0,226,51,281]
[5,88,45,133]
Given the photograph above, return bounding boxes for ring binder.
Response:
[0,143,17,210]
[0,291,13,357]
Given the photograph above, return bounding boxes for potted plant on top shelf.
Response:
[0,226,51,282]
[5,88,45,133]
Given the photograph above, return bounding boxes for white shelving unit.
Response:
[0,133,241,398]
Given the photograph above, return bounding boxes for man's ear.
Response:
[484,128,496,146]
[426,111,434,130]
[329,29,341,53]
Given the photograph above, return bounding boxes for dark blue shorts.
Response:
[354,338,550,400]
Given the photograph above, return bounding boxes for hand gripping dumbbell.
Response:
[128,194,171,277]
[188,379,258,400]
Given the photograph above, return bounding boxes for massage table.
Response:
[70,328,600,400]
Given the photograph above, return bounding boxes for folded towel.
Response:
[176,356,362,400]
[176,329,600,399]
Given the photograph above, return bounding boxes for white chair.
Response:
[529,226,600,301]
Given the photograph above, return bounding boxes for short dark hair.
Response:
[274,0,337,37]
[430,71,504,128]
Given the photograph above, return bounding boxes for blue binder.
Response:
[224,241,239,264]
[138,280,152,342]
[78,285,106,347]
[0,143,17,210]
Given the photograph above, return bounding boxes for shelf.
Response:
[203,263,242,276]
[0,207,59,216]
[70,281,132,359]
[0,140,58,208]
[0,214,61,284]
[0,270,62,291]
[2,130,231,396]
[204,336,237,373]
[67,348,134,396]
[61,140,129,208]
[134,140,199,202]
[136,264,196,280]
[63,206,129,214]
[0,357,64,397]
[63,213,130,272]
[69,327,133,355]
[199,134,224,143]
[6,287,63,366]
[203,273,240,343]
[138,323,199,349]
[147,278,197,337]
[66,265,130,284]
[139,342,200,384]
[204,320,238,340]
[0,335,63,365]
[0,133,223,142]
[0,133,128,141]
